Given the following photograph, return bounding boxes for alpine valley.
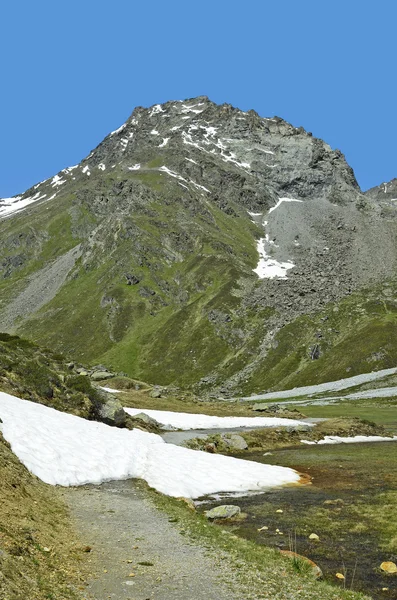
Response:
[1,96,397,397]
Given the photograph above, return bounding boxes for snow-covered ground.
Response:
[0,192,48,218]
[301,435,397,445]
[124,407,311,430]
[252,198,302,280]
[240,367,397,401]
[0,392,300,498]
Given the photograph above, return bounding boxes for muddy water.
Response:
[198,442,397,600]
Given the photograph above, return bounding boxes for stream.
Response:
[161,427,397,599]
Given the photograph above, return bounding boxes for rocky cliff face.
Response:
[1,97,397,396]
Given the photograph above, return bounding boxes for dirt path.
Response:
[63,480,243,600]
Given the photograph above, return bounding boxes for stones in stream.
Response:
[205,505,241,520]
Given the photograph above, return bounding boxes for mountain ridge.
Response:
[1,97,397,397]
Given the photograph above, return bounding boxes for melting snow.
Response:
[159,166,183,180]
[0,392,300,498]
[62,165,78,174]
[0,192,47,218]
[128,164,141,171]
[110,123,127,136]
[301,435,397,445]
[268,198,303,214]
[150,129,160,136]
[82,165,91,176]
[98,163,106,171]
[180,103,204,115]
[158,137,169,148]
[124,407,312,431]
[240,367,397,401]
[253,238,295,279]
[51,175,66,187]
[158,167,210,194]
[149,104,164,116]
[253,197,303,279]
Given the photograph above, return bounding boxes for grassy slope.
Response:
[1,170,397,394]
[241,285,397,395]
[0,434,86,600]
[0,333,107,419]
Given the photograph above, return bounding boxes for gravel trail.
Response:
[64,480,243,600]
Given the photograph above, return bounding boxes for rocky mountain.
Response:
[1,96,397,397]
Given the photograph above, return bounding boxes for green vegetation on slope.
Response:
[0,333,105,419]
[0,434,86,600]
[241,285,397,395]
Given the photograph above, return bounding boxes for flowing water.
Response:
[196,440,397,599]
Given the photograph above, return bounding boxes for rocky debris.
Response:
[205,505,241,520]
[125,273,140,285]
[335,572,345,580]
[279,550,323,579]
[150,386,164,398]
[308,533,320,541]
[251,403,306,419]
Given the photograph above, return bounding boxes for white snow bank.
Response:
[241,367,397,401]
[0,393,300,498]
[123,407,311,431]
[301,435,397,445]
[268,197,302,214]
[0,192,47,218]
[99,386,124,393]
[110,123,127,136]
[253,238,295,279]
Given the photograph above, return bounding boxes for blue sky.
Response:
[1,0,396,197]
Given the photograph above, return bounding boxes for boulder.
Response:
[91,371,115,381]
[380,561,397,574]
[132,412,161,427]
[97,399,126,427]
[205,505,241,520]
[76,369,88,376]
[222,433,248,450]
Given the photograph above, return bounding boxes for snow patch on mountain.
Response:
[0,192,48,219]
[253,197,304,279]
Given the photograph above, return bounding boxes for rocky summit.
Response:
[1,96,397,396]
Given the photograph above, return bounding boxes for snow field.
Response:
[123,407,311,430]
[0,392,300,498]
[301,435,397,445]
[241,367,397,401]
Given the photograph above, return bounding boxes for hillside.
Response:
[1,97,396,397]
